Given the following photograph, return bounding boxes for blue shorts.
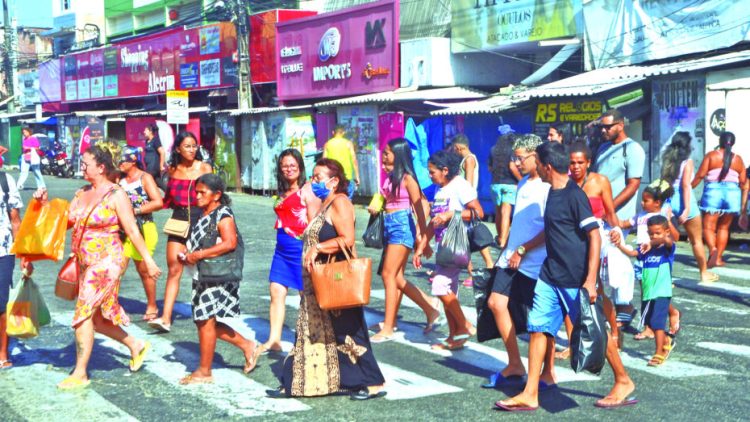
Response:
[700,182,741,214]
[668,187,700,221]
[490,183,517,206]
[0,255,16,313]
[527,278,580,336]
[640,297,670,331]
[384,209,416,249]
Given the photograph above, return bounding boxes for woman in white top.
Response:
[452,135,493,287]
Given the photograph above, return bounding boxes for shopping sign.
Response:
[166,90,189,124]
[275,0,399,101]
[61,23,237,102]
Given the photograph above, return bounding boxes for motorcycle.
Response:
[40,142,73,178]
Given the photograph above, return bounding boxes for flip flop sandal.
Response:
[142,312,158,322]
[663,338,676,361]
[0,360,12,370]
[633,332,655,340]
[431,341,465,351]
[57,376,91,390]
[368,322,399,333]
[129,341,151,372]
[370,334,396,344]
[179,374,214,385]
[493,400,538,412]
[147,318,171,333]
[647,354,666,367]
[594,396,639,408]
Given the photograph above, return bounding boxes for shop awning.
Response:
[0,96,15,108]
[314,87,488,107]
[432,49,750,115]
[218,105,314,116]
[0,111,35,119]
[18,116,58,125]
[72,109,144,118]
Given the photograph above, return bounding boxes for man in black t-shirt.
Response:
[496,142,636,412]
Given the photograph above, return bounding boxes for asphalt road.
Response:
[1,172,749,421]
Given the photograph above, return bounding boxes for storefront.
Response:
[275,0,399,196]
[706,67,750,164]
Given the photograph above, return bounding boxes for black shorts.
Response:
[641,297,670,331]
[166,206,202,244]
[490,267,537,335]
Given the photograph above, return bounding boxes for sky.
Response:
[1,0,53,28]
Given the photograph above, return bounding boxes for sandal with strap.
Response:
[647,354,666,367]
[58,376,91,390]
[663,337,676,361]
[179,374,214,385]
[0,360,12,370]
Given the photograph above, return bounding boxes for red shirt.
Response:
[274,190,308,238]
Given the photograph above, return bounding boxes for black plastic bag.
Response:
[435,213,470,268]
[474,268,500,342]
[570,288,607,375]
[362,212,384,249]
[468,209,494,252]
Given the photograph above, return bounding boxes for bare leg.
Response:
[215,321,256,372]
[160,241,186,325]
[684,216,714,280]
[0,313,10,367]
[375,244,410,338]
[480,247,494,268]
[499,332,547,408]
[264,282,288,351]
[715,213,735,266]
[487,292,525,376]
[555,316,573,359]
[494,205,503,244]
[68,317,95,382]
[192,319,217,378]
[540,336,557,385]
[438,293,470,340]
[91,311,144,360]
[703,212,719,267]
[135,259,158,315]
[499,203,512,249]
[595,331,636,406]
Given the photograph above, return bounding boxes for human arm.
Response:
[507,230,545,270]
[691,153,712,188]
[678,159,694,223]
[157,146,166,172]
[737,156,749,230]
[183,215,238,265]
[615,241,639,257]
[136,172,164,215]
[583,227,601,303]
[464,155,477,187]
[613,177,641,211]
[112,189,161,279]
[599,175,620,228]
[301,182,322,222]
[405,174,428,235]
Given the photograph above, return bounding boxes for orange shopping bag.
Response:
[10,198,69,261]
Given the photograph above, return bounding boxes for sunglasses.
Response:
[599,122,620,130]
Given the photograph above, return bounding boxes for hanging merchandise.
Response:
[403,118,432,189]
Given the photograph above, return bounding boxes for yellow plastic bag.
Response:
[10,198,69,262]
[6,278,49,338]
[368,193,385,211]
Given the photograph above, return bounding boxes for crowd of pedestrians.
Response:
[0,108,746,412]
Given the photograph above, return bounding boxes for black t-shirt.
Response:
[144,136,162,176]
[539,179,599,288]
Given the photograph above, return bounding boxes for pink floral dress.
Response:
[70,186,129,327]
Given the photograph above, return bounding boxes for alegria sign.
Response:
[276,0,399,101]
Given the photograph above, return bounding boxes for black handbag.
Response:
[196,206,245,283]
[468,209,494,252]
[362,212,384,249]
[570,288,607,375]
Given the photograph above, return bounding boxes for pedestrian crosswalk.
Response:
[0,289,743,420]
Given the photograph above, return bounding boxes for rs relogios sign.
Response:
[275,0,399,101]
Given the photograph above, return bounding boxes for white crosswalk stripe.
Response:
[680,271,750,296]
[696,342,750,358]
[49,312,311,418]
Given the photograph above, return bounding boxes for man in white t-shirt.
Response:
[482,134,551,388]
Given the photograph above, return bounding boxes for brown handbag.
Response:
[55,189,114,301]
[310,237,372,311]
[163,180,192,238]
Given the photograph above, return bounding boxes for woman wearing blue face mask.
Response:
[267,158,386,400]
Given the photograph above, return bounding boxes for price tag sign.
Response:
[166,90,189,124]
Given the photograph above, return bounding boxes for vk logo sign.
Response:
[365,18,386,49]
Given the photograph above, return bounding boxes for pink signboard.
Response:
[39,59,61,103]
[61,23,237,102]
[276,0,399,101]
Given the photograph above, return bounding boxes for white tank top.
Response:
[460,153,479,190]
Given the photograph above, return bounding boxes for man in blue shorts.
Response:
[495,142,636,412]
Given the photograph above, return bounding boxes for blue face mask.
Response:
[311,180,331,200]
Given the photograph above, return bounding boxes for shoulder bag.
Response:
[362,212,384,249]
[56,189,114,300]
[311,237,372,311]
[468,208,494,252]
[163,180,192,238]
[196,207,245,283]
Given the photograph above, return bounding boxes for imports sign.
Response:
[61,23,237,102]
[451,0,581,53]
[275,0,399,101]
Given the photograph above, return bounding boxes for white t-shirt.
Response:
[431,176,477,241]
[629,211,663,245]
[0,173,22,257]
[497,175,550,279]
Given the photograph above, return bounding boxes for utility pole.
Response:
[2,0,15,113]
[233,0,252,110]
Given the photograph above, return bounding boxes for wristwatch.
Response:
[516,245,526,256]
[315,243,322,251]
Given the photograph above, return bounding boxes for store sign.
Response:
[276,0,399,101]
[710,108,726,136]
[60,23,237,102]
[451,0,581,53]
[249,9,318,84]
[39,59,61,103]
[533,99,603,138]
[584,0,750,69]
[167,90,189,125]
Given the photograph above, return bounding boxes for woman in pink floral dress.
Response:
[36,144,162,390]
